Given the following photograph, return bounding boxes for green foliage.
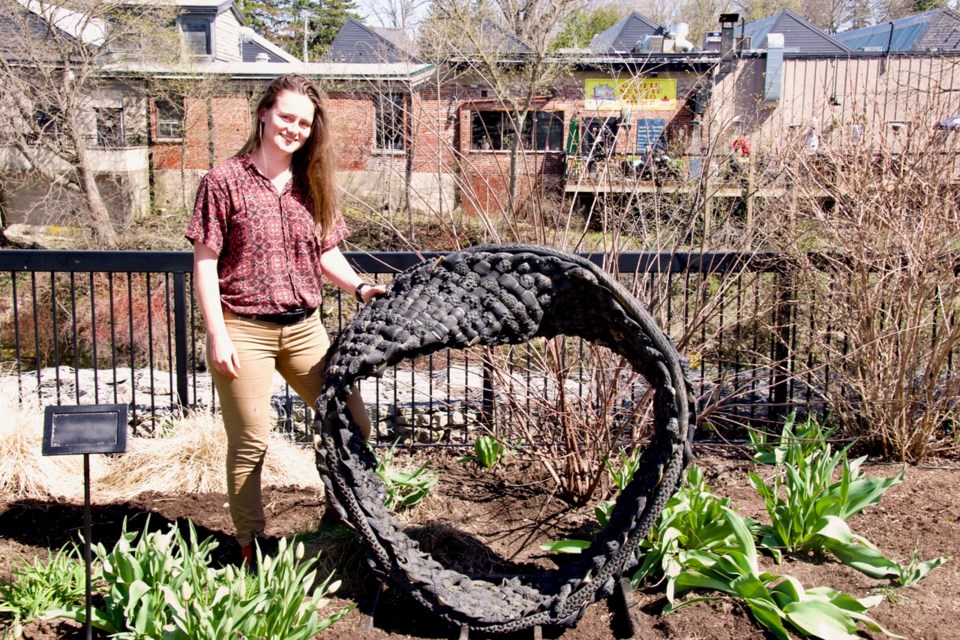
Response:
[748,412,838,466]
[539,539,591,554]
[749,440,905,553]
[551,6,622,50]
[664,507,905,640]
[748,424,948,586]
[815,518,950,586]
[541,449,945,639]
[52,520,350,639]
[0,545,86,637]
[632,465,749,586]
[605,447,640,492]
[462,435,506,468]
[375,444,438,510]
[240,0,361,60]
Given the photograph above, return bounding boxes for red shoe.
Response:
[240,543,255,572]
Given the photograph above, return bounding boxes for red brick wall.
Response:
[147,71,703,216]
[327,92,374,171]
[210,96,251,164]
[151,97,212,171]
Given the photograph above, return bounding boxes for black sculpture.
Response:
[315,244,696,633]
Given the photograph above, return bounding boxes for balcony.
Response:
[84,133,149,173]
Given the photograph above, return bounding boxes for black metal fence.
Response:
[6,248,947,443]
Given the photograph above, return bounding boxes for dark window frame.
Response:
[155,98,184,140]
[180,17,213,57]
[471,110,564,152]
[375,93,405,151]
[31,107,63,142]
[95,107,125,147]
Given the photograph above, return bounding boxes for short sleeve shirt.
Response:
[184,154,349,316]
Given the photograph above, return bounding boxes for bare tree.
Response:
[364,0,430,31]
[0,0,180,248]
[420,0,581,221]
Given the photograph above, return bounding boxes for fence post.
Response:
[771,266,794,422]
[173,272,189,408]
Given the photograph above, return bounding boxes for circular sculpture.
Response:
[315,244,696,633]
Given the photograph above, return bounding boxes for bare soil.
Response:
[2,445,958,640]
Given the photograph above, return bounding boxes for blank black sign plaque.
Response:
[42,404,127,456]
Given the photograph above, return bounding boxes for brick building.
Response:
[5,2,960,232]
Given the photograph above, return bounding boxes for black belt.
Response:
[238,308,314,326]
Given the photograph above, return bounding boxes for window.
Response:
[375,93,404,151]
[181,18,211,56]
[580,118,619,157]
[471,111,564,151]
[155,98,183,139]
[31,107,62,141]
[95,107,124,147]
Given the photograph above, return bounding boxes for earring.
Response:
[258,121,264,142]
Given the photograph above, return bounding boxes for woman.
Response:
[185,74,385,566]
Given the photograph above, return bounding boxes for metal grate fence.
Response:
[5,249,948,443]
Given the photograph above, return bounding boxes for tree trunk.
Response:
[508,112,524,218]
[66,115,119,248]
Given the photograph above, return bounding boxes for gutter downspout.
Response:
[881,21,894,74]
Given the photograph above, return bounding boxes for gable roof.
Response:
[14,0,107,47]
[240,27,299,63]
[324,17,419,63]
[589,11,661,54]
[836,8,960,52]
[739,9,851,54]
[469,19,532,54]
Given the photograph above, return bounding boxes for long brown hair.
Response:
[236,74,338,238]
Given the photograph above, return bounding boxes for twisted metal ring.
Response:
[314,244,696,633]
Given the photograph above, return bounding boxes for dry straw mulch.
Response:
[0,378,322,502]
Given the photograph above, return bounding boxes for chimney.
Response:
[718,13,740,77]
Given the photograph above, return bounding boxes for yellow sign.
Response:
[585,78,677,111]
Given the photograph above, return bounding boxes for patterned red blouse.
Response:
[185,154,348,316]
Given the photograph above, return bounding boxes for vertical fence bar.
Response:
[772,266,794,422]
[481,348,495,429]
[50,273,61,404]
[173,272,189,408]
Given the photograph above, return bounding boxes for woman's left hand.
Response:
[360,283,388,304]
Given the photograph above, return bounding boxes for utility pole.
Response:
[302,8,308,62]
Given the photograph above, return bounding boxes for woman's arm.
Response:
[319,246,387,303]
[194,240,240,378]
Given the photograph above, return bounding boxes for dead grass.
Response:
[94,410,323,501]
[0,383,94,501]
[0,377,323,502]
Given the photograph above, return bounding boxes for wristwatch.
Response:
[354,282,371,302]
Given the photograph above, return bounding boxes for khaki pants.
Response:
[210,310,369,546]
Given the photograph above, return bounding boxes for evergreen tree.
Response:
[238,0,285,41]
[239,0,360,61]
[551,5,622,50]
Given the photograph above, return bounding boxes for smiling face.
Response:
[258,89,316,158]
